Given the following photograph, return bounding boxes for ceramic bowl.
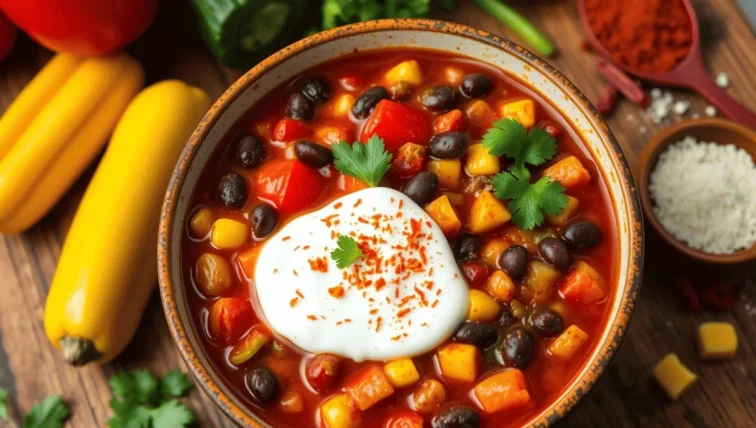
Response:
[158,19,644,427]
[638,117,756,264]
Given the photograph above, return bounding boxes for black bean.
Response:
[247,367,279,404]
[217,173,247,208]
[454,322,498,348]
[234,134,265,169]
[563,220,603,249]
[453,232,480,262]
[352,86,388,118]
[498,305,518,327]
[500,327,535,368]
[389,81,412,101]
[460,73,493,98]
[530,306,565,337]
[538,237,571,270]
[294,141,333,167]
[402,171,438,207]
[428,132,468,159]
[251,204,277,239]
[286,93,315,121]
[301,77,331,104]
[499,245,528,278]
[422,85,456,112]
[432,406,481,428]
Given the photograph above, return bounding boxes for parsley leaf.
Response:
[108,369,195,428]
[22,395,69,428]
[161,371,193,398]
[332,135,392,188]
[0,388,8,419]
[330,235,364,269]
[150,400,194,428]
[493,166,568,230]
[482,118,557,168]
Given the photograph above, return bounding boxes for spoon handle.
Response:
[684,67,756,129]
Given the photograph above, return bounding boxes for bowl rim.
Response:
[638,117,756,264]
[158,18,644,428]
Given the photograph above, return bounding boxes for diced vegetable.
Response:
[272,118,309,142]
[306,354,342,393]
[208,297,254,343]
[316,124,354,146]
[481,238,510,267]
[384,358,420,388]
[211,218,249,250]
[338,174,369,193]
[412,378,446,413]
[328,94,355,119]
[385,410,423,428]
[437,343,479,383]
[235,247,259,279]
[559,261,606,305]
[280,390,304,413]
[697,322,738,360]
[345,365,395,410]
[502,226,537,253]
[548,325,588,360]
[425,195,462,236]
[499,99,535,128]
[486,270,516,303]
[385,60,423,85]
[444,67,464,86]
[189,207,213,238]
[433,109,467,133]
[256,159,324,213]
[545,195,579,225]
[469,190,511,234]
[473,369,532,414]
[651,354,697,400]
[464,100,494,127]
[462,261,489,286]
[196,253,233,297]
[390,143,427,180]
[467,289,501,322]
[543,156,591,190]
[321,393,361,428]
[229,328,269,366]
[427,159,462,190]
[523,260,561,302]
[466,143,500,176]
[360,100,431,153]
[443,192,465,206]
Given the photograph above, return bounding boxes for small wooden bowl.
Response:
[638,118,756,264]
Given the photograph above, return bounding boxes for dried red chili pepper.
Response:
[669,276,701,312]
[596,85,619,116]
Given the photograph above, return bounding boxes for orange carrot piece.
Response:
[543,156,591,190]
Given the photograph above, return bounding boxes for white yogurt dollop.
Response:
[254,187,468,362]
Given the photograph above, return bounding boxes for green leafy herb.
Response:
[0,388,8,419]
[160,371,194,398]
[321,0,429,30]
[482,118,557,168]
[150,400,194,428]
[108,370,195,428]
[23,395,69,428]
[332,135,392,188]
[330,235,364,269]
[492,166,568,230]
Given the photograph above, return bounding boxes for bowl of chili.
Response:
[158,19,644,428]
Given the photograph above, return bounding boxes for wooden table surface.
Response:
[1,1,755,427]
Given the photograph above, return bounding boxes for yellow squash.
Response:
[0,53,144,233]
[44,81,211,365]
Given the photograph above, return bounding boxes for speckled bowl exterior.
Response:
[158,19,644,428]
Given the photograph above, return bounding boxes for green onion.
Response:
[471,0,555,57]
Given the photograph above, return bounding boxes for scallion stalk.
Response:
[471,0,555,57]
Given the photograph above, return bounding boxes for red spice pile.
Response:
[585,0,693,74]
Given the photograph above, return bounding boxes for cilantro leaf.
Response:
[161,371,193,398]
[109,372,137,402]
[22,395,69,428]
[493,167,568,230]
[132,370,160,405]
[108,398,151,428]
[332,135,392,188]
[321,0,429,29]
[330,235,363,269]
[150,400,194,428]
[482,118,557,167]
[0,388,8,419]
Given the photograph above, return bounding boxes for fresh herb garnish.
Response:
[482,118,557,168]
[332,135,392,188]
[108,369,194,428]
[0,388,7,419]
[321,0,429,29]
[23,395,69,428]
[330,235,364,269]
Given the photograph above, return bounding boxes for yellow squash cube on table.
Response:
[437,343,479,383]
[697,322,738,360]
[652,354,697,400]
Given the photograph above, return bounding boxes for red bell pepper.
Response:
[360,100,431,153]
[0,11,17,62]
[209,297,254,343]
[0,0,158,56]
[433,109,467,134]
[256,159,324,213]
[272,118,310,142]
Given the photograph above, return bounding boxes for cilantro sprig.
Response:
[108,369,194,428]
[330,235,363,269]
[0,388,7,420]
[484,119,567,230]
[332,135,392,188]
[0,389,70,428]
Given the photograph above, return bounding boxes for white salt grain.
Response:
[715,72,730,88]
[705,105,718,117]
[650,136,756,254]
[673,100,690,115]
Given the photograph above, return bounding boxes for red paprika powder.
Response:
[584,0,693,74]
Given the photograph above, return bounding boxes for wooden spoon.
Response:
[578,0,756,129]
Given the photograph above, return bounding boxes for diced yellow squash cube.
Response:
[437,343,479,383]
[330,94,355,118]
[474,369,532,414]
[486,270,517,303]
[444,66,464,86]
[467,289,501,322]
[384,358,420,388]
[549,325,588,360]
[469,190,511,234]
[425,195,462,236]
[523,260,561,303]
[499,99,536,128]
[481,238,510,268]
[443,192,465,206]
[465,143,500,176]
[385,60,423,85]
[189,207,213,238]
[652,354,697,400]
[321,393,361,428]
[427,159,462,190]
[697,322,738,360]
[543,156,591,190]
[545,195,579,226]
[211,219,248,250]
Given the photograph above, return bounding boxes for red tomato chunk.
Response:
[360,100,431,153]
[255,159,324,213]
